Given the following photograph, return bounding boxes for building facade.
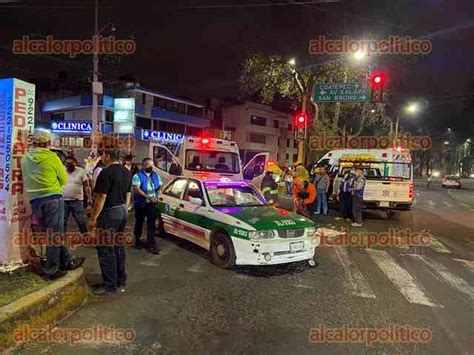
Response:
[222,101,298,166]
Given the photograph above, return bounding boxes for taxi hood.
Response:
[215,206,314,230]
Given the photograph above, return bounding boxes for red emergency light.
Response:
[201,138,210,145]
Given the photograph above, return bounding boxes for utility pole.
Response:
[91,0,100,153]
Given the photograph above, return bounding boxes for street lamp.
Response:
[352,50,367,62]
[444,140,449,145]
[393,101,422,136]
[405,102,420,115]
[288,58,296,66]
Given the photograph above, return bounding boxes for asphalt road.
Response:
[17,179,474,355]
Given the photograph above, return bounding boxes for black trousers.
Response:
[338,192,353,219]
[134,203,159,248]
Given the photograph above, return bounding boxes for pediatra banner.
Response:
[0,78,35,264]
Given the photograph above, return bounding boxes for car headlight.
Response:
[306,227,316,236]
[248,230,276,240]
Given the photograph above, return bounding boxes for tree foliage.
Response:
[239,52,393,137]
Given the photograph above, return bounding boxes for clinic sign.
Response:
[51,121,92,134]
[142,130,185,143]
[114,98,135,134]
[0,78,35,263]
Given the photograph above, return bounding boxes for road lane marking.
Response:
[429,236,451,254]
[140,244,177,266]
[460,202,471,209]
[453,258,474,273]
[367,249,438,307]
[415,256,474,301]
[443,201,453,208]
[188,259,205,272]
[428,200,436,207]
[334,248,376,299]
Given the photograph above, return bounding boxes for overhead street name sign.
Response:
[314,83,370,103]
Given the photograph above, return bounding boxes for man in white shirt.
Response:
[63,156,92,233]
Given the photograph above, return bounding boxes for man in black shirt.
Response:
[89,149,132,295]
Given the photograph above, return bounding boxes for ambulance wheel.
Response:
[210,231,236,269]
[308,259,316,267]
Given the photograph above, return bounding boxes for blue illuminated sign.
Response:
[51,121,92,134]
[142,130,185,143]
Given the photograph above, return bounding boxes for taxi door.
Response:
[243,152,270,189]
[157,178,188,237]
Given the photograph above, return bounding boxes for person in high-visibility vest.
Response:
[260,164,282,205]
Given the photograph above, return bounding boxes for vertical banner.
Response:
[0,78,35,264]
[114,98,135,134]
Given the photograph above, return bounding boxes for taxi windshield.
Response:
[205,184,266,207]
[186,150,240,174]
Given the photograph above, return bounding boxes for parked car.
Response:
[441,175,461,189]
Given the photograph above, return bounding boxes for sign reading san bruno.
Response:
[51,121,92,134]
[314,82,370,103]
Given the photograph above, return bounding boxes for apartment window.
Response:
[141,93,146,104]
[293,154,298,162]
[154,97,167,109]
[294,140,298,148]
[273,120,279,129]
[287,139,290,148]
[288,123,292,131]
[186,126,203,136]
[250,115,266,126]
[225,126,236,132]
[51,112,65,121]
[136,116,151,130]
[105,110,113,123]
[248,133,266,144]
[159,121,185,134]
[277,153,280,161]
[187,105,203,118]
[286,153,289,161]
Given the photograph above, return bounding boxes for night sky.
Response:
[1,0,473,139]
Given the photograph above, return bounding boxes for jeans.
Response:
[96,204,128,291]
[30,195,71,275]
[64,200,88,233]
[285,182,293,195]
[338,192,353,219]
[316,190,328,215]
[134,204,159,248]
[352,196,364,224]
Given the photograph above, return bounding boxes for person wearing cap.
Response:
[260,164,281,205]
[22,130,84,280]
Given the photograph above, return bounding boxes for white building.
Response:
[222,101,298,166]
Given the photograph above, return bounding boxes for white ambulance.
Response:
[317,148,414,215]
[148,136,270,187]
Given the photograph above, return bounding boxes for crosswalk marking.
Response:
[188,259,205,272]
[428,200,436,207]
[429,236,451,254]
[415,256,474,301]
[443,201,453,208]
[459,202,470,209]
[335,248,376,299]
[140,244,177,266]
[453,258,474,273]
[367,249,438,307]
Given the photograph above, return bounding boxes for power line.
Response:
[180,0,341,10]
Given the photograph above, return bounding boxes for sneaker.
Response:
[118,286,126,293]
[351,222,363,227]
[61,257,85,271]
[345,218,352,222]
[334,217,342,221]
[42,269,68,281]
[148,247,160,255]
[93,286,117,296]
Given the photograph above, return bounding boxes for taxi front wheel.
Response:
[210,232,236,269]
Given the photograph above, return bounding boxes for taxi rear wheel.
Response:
[210,232,236,269]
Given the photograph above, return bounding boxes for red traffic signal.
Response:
[370,73,386,87]
[295,113,307,127]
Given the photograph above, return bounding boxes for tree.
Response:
[239,52,392,138]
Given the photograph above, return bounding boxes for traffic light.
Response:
[294,113,307,141]
[369,73,386,103]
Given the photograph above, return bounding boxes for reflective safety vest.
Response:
[261,174,279,204]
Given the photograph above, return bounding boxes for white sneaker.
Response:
[334,217,342,221]
[351,222,363,227]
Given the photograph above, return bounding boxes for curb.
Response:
[0,268,90,350]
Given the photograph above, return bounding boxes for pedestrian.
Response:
[89,148,132,295]
[292,177,317,217]
[349,169,366,227]
[132,158,161,254]
[426,174,433,189]
[284,168,293,195]
[334,173,353,221]
[315,166,330,216]
[91,149,105,191]
[123,154,139,176]
[261,165,279,205]
[22,131,84,280]
[63,156,91,233]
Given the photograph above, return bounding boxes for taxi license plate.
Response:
[380,201,389,207]
[290,241,304,252]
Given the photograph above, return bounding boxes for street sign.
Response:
[313,83,370,103]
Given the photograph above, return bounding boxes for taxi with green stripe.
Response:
[156,177,319,268]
